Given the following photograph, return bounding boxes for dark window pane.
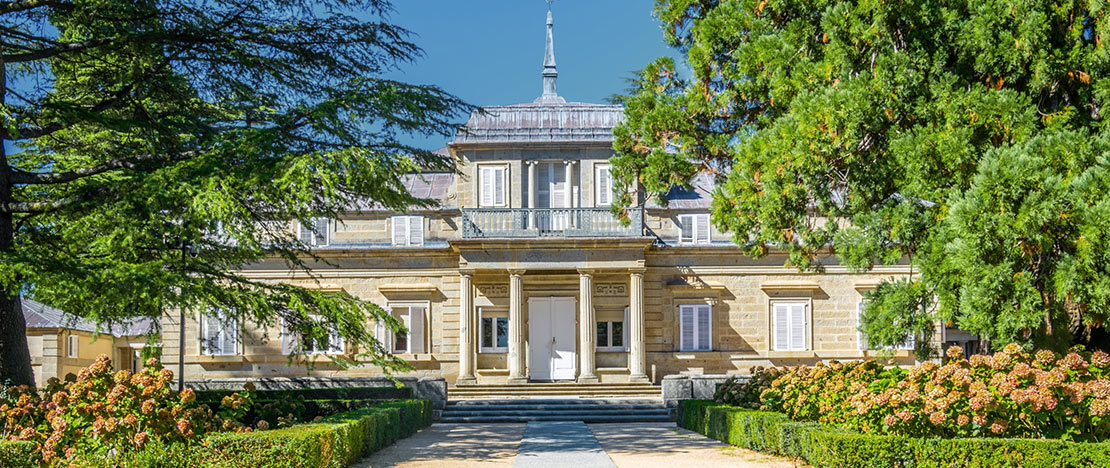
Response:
[613,322,624,347]
[496,318,509,348]
[597,322,609,347]
[482,317,493,348]
[395,331,408,353]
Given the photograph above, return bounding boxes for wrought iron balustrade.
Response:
[461,207,643,238]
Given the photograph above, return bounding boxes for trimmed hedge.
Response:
[0,441,38,468]
[71,399,431,468]
[678,400,1110,468]
[194,385,412,404]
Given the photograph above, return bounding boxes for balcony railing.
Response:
[461,207,643,239]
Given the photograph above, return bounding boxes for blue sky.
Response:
[383,1,678,150]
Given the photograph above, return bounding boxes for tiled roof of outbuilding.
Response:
[651,172,716,209]
[23,298,154,337]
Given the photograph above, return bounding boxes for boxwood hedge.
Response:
[678,400,1110,468]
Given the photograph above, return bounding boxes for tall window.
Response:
[200,310,239,356]
[391,216,424,247]
[677,213,710,245]
[479,309,509,353]
[595,164,614,206]
[479,165,507,207]
[66,335,78,358]
[597,307,628,351]
[772,301,808,351]
[283,315,343,355]
[298,217,330,247]
[376,305,425,354]
[857,300,914,351]
[679,304,712,351]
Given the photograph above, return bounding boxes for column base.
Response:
[628,374,650,384]
[455,376,478,386]
[577,375,600,384]
[506,376,530,385]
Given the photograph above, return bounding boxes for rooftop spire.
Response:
[536,6,566,104]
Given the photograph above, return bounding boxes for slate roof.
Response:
[651,172,716,209]
[345,172,456,212]
[452,102,625,144]
[23,298,154,337]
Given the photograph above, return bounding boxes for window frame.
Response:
[595,163,614,207]
[596,307,629,352]
[66,334,78,358]
[771,300,810,352]
[478,308,509,353]
[299,315,344,355]
[379,302,427,355]
[678,303,712,352]
[390,215,425,247]
[199,309,239,356]
[478,164,508,208]
[677,213,711,245]
[297,217,330,247]
[856,299,915,351]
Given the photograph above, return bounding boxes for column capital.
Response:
[508,269,527,277]
[629,267,647,275]
[576,268,595,276]
[564,159,575,166]
[459,269,475,278]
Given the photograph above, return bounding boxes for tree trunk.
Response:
[0,55,35,387]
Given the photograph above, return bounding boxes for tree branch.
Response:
[1,36,114,62]
[9,150,201,185]
[0,0,70,15]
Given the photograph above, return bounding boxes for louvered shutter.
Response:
[680,305,695,351]
[281,318,296,354]
[409,306,425,354]
[857,302,869,351]
[597,166,612,206]
[679,215,693,244]
[696,214,710,244]
[696,305,711,351]
[790,303,807,351]
[493,167,505,206]
[408,216,423,246]
[314,217,329,246]
[480,167,493,206]
[202,314,219,355]
[392,217,407,246]
[221,319,238,355]
[298,221,314,244]
[773,303,790,351]
[328,325,344,354]
[537,163,552,207]
[551,165,566,208]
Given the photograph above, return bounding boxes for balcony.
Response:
[461,207,643,239]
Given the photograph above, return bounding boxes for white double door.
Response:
[528,297,577,380]
[534,162,573,231]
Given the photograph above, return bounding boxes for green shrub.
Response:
[713,366,784,408]
[194,386,411,405]
[97,399,432,468]
[0,440,38,468]
[677,400,1110,467]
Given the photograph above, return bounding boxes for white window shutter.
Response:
[314,217,329,246]
[679,306,695,351]
[281,318,296,355]
[409,306,425,354]
[202,315,218,355]
[408,216,424,246]
[494,167,505,206]
[329,325,344,354]
[773,303,790,351]
[222,320,238,355]
[597,166,612,206]
[696,214,710,244]
[480,167,493,206]
[391,216,407,246]
[697,305,711,351]
[790,303,807,351]
[298,221,314,244]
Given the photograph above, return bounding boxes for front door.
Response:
[528,297,577,380]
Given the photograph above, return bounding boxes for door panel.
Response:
[528,297,577,381]
[550,297,577,380]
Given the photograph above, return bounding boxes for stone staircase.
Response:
[449,382,662,400]
[440,398,672,423]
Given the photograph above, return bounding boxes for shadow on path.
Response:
[354,423,525,468]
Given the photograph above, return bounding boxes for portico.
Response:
[452,238,651,385]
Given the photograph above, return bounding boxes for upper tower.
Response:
[536,10,565,104]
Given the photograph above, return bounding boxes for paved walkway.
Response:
[357,422,800,468]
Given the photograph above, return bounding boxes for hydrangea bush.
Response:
[759,345,1110,440]
[0,355,257,465]
[713,366,785,409]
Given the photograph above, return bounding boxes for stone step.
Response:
[443,408,670,417]
[439,414,674,423]
[447,399,663,407]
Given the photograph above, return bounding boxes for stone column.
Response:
[507,270,528,384]
[628,268,649,383]
[577,269,599,383]
[457,271,477,385]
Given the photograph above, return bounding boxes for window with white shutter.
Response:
[678,304,712,351]
[284,315,343,355]
[200,310,239,356]
[479,166,507,207]
[856,300,915,351]
[67,335,78,358]
[677,214,710,245]
[772,302,808,351]
[391,216,424,247]
[596,164,613,206]
[380,305,426,354]
[298,217,330,247]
